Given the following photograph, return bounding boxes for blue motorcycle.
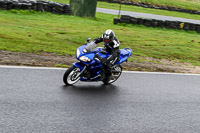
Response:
[63,38,132,85]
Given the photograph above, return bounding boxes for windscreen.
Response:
[85,42,97,52]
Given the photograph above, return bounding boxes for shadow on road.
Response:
[61,84,119,96]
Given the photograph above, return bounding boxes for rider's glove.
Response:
[94,54,107,65]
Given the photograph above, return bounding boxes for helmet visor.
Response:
[104,38,110,43]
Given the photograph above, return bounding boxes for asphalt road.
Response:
[96,8,200,24]
[0,66,200,133]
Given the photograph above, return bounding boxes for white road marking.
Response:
[0,65,66,70]
[123,71,200,76]
[0,65,199,76]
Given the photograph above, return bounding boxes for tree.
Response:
[70,0,97,17]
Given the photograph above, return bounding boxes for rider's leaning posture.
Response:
[86,29,120,80]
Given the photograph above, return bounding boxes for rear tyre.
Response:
[63,66,81,85]
[102,65,122,85]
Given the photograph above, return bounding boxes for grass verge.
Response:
[127,0,200,11]
[97,2,200,20]
[0,9,200,66]
[52,0,200,11]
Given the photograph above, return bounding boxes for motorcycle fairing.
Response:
[115,48,132,64]
[74,44,132,81]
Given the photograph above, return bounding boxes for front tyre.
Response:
[63,66,81,85]
[103,65,122,85]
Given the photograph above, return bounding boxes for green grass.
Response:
[0,9,200,66]
[52,0,200,20]
[97,2,200,20]
[53,0,70,4]
[53,0,200,11]
[55,64,70,68]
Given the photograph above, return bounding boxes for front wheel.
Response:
[63,66,81,85]
[103,65,122,85]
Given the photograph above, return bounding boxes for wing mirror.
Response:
[86,38,91,43]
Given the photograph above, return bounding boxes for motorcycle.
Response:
[63,38,132,85]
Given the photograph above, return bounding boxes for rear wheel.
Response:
[63,66,81,85]
[103,65,122,85]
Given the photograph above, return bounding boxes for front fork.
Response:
[73,62,87,79]
[75,66,86,79]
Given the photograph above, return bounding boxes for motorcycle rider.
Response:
[90,29,121,81]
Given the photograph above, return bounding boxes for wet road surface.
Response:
[0,66,200,133]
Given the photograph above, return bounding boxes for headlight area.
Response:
[79,56,91,62]
[76,49,80,58]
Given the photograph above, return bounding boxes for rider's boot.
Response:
[101,66,112,82]
[101,68,106,81]
[105,67,112,81]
